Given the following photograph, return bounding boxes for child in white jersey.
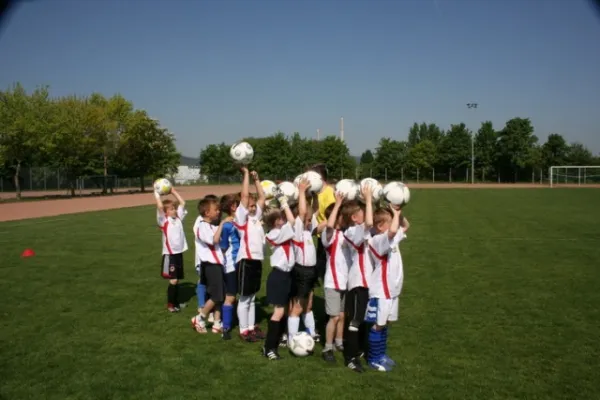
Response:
[339,185,373,373]
[154,188,188,313]
[321,193,349,364]
[233,168,267,341]
[261,194,296,360]
[196,194,218,323]
[192,197,230,334]
[365,206,410,372]
[288,179,321,344]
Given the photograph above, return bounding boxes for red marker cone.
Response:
[21,248,35,258]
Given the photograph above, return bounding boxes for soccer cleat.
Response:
[212,321,223,334]
[345,357,365,373]
[178,303,187,309]
[313,332,321,343]
[369,358,393,372]
[208,313,215,323]
[222,329,232,341]
[380,354,396,367]
[322,349,336,363]
[262,347,282,361]
[167,306,180,313]
[240,331,258,343]
[252,326,266,340]
[191,316,207,334]
[279,335,288,348]
[335,343,344,352]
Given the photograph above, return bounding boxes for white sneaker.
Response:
[208,312,215,323]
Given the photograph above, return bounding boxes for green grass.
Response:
[1,189,600,400]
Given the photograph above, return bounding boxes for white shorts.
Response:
[366,297,399,326]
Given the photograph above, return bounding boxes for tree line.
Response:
[200,118,600,183]
[0,83,180,198]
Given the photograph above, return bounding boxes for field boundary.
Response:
[1,182,599,223]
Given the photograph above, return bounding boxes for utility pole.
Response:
[340,117,344,142]
[317,128,320,140]
[466,103,478,184]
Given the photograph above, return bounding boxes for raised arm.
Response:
[251,170,266,210]
[388,205,401,239]
[170,187,185,208]
[297,179,310,222]
[240,167,250,208]
[401,213,410,232]
[325,192,344,242]
[213,216,234,245]
[361,184,373,229]
[153,191,164,211]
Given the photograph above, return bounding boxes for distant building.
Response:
[172,165,206,184]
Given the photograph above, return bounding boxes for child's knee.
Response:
[290,300,303,316]
[169,279,178,285]
[225,295,235,305]
[271,306,285,321]
[373,324,386,331]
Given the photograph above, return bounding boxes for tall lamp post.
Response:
[466,102,478,184]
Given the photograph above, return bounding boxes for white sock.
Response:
[237,295,251,332]
[303,311,316,336]
[248,294,256,328]
[288,316,300,343]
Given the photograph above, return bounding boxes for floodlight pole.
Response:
[466,103,478,184]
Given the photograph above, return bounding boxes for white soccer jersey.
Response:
[292,215,318,267]
[344,224,373,290]
[266,223,295,272]
[193,217,225,266]
[234,204,265,262]
[368,231,406,299]
[157,206,188,255]
[322,230,350,291]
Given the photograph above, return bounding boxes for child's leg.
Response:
[324,315,339,352]
[222,271,238,338]
[265,306,285,353]
[366,297,396,370]
[287,298,303,344]
[196,279,206,312]
[335,312,345,349]
[237,295,251,335]
[167,278,179,310]
[302,291,317,337]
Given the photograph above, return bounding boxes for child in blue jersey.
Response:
[218,193,242,340]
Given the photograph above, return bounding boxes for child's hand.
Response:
[170,187,178,194]
[298,179,311,193]
[335,191,345,204]
[222,216,234,224]
[240,166,249,174]
[250,171,259,181]
[361,184,372,200]
[388,203,401,215]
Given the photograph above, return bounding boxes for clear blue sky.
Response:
[1,0,599,157]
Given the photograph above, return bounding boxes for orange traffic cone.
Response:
[21,248,35,258]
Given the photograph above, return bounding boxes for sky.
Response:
[1,0,600,158]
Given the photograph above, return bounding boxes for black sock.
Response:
[359,323,369,354]
[266,319,281,351]
[173,283,179,305]
[280,315,288,336]
[343,330,360,361]
[167,284,177,307]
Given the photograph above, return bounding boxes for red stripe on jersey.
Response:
[369,244,390,299]
[161,220,173,255]
[293,240,305,265]
[325,232,341,290]
[207,244,220,264]
[345,236,368,288]
[234,222,252,260]
[266,238,292,263]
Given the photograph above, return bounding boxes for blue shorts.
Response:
[224,270,238,296]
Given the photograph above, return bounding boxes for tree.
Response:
[408,122,444,148]
[312,136,355,181]
[474,121,498,181]
[372,138,408,180]
[438,123,471,171]
[360,149,374,164]
[0,83,51,199]
[406,139,436,172]
[45,96,105,196]
[541,133,569,169]
[496,118,538,181]
[117,110,180,191]
[566,142,594,165]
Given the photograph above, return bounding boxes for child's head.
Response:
[324,203,343,229]
[247,193,258,216]
[220,193,240,216]
[341,200,365,228]
[373,207,393,234]
[263,207,285,231]
[198,198,220,223]
[162,199,179,218]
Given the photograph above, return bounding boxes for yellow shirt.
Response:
[316,184,336,225]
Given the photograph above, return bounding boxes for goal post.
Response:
[549,166,600,187]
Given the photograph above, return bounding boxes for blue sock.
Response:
[223,304,234,330]
[381,327,388,357]
[368,328,385,363]
[196,283,206,309]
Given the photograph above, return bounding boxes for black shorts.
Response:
[290,264,317,299]
[200,262,225,303]
[224,270,237,296]
[238,259,263,296]
[266,267,292,307]
[161,253,184,280]
[316,239,327,284]
[345,287,369,329]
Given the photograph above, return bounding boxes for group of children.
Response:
[154,165,409,373]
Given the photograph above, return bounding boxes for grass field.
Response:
[1,189,600,400]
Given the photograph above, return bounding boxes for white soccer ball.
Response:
[335,179,360,200]
[278,181,299,201]
[359,178,383,202]
[260,180,278,200]
[303,171,324,194]
[289,331,315,357]
[153,178,172,195]
[383,181,411,206]
[230,141,254,165]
